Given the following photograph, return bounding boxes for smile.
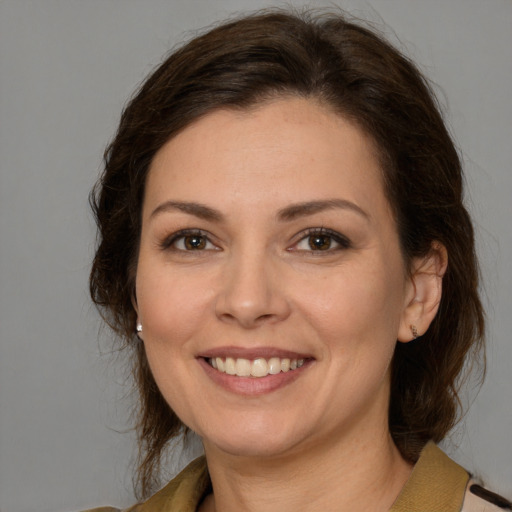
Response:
[208,357,306,378]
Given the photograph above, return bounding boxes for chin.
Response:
[199,417,312,460]
[207,437,297,460]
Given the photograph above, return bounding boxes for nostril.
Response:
[255,313,274,323]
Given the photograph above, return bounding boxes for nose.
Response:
[215,249,291,329]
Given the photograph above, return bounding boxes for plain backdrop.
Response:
[0,1,511,511]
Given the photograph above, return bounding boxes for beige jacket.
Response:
[83,443,510,512]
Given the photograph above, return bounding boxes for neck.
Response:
[200,424,412,512]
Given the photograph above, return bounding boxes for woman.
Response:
[88,9,510,512]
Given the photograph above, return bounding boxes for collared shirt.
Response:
[83,442,511,512]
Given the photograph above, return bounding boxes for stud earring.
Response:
[136,323,143,333]
[410,325,419,339]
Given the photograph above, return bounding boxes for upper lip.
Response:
[198,346,313,360]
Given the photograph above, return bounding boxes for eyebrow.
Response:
[150,201,224,222]
[149,198,369,223]
[277,199,369,222]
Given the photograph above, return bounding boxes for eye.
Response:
[162,229,217,251]
[293,228,350,252]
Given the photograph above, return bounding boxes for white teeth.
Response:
[225,357,236,375]
[251,358,269,377]
[208,356,307,378]
[268,357,281,375]
[235,358,251,377]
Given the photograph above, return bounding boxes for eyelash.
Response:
[159,227,351,253]
[160,229,217,252]
[292,227,351,253]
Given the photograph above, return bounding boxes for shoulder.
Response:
[462,481,512,511]
[391,442,511,512]
[79,456,209,512]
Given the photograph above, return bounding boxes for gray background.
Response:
[0,1,510,511]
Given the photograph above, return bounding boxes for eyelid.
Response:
[159,228,219,251]
[289,227,351,252]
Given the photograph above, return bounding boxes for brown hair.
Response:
[90,9,484,497]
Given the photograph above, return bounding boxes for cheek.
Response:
[294,260,406,347]
[134,267,214,411]
[135,264,212,346]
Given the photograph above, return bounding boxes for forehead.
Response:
[144,97,390,221]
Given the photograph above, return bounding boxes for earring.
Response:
[410,325,419,339]
[136,323,143,333]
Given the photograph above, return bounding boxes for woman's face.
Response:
[135,97,417,459]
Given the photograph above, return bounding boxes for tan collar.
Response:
[133,456,209,512]
[391,442,469,512]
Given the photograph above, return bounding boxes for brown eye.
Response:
[292,228,351,253]
[308,234,332,250]
[163,230,217,251]
[184,235,207,250]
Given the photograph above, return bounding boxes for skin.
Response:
[135,97,446,512]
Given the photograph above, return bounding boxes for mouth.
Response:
[206,356,307,378]
[198,349,314,395]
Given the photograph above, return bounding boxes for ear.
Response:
[397,242,448,343]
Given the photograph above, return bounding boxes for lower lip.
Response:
[197,358,312,396]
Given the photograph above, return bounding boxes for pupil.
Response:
[309,234,331,250]
[185,236,205,250]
